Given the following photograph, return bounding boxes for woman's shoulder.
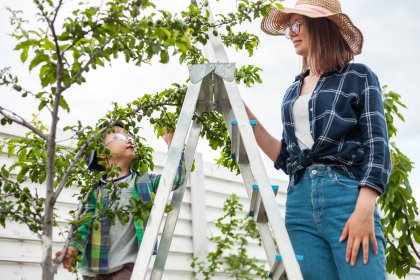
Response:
[346,63,377,76]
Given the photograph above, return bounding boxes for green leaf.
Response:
[413,228,420,243]
[159,50,169,63]
[275,3,283,10]
[59,97,70,112]
[20,47,29,63]
[140,163,148,173]
[29,52,49,71]
[38,101,47,111]
[151,43,160,55]
[176,41,188,53]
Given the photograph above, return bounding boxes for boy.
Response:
[55,125,185,279]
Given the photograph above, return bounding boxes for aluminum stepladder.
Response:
[130,0,304,279]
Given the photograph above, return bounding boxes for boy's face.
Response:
[103,127,136,162]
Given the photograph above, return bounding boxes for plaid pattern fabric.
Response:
[70,155,186,273]
[275,63,391,195]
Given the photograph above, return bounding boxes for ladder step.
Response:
[268,255,304,279]
[230,119,256,163]
[249,184,279,217]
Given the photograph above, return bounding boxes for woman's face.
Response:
[287,14,308,57]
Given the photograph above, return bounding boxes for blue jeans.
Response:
[285,165,386,280]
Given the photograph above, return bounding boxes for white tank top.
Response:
[292,94,314,150]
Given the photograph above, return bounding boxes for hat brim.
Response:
[85,150,105,172]
[261,7,363,55]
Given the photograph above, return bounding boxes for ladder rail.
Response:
[130,81,203,280]
[192,0,229,63]
[222,79,302,279]
[216,73,293,279]
[150,121,202,279]
[238,163,277,266]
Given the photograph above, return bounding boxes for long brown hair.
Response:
[302,16,354,75]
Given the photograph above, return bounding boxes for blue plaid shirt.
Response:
[275,63,391,195]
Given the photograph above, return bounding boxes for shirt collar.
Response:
[294,64,348,82]
[100,169,134,184]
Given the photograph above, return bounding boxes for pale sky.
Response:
[1,0,419,201]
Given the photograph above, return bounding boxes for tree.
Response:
[380,86,420,277]
[0,0,276,279]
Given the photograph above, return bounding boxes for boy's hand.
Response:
[54,245,78,272]
[162,128,174,148]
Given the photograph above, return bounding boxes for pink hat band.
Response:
[293,4,334,15]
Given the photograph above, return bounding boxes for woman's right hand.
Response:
[54,245,78,272]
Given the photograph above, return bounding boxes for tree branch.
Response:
[61,24,101,55]
[52,187,95,273]
[0,174,43,237]
[51,0,63,25]
[386,236,420,271]
[61,38,112,92]
[51,142,88,203]
[0,106,49,141]
[406,219,420,260]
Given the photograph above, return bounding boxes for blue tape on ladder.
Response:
[275,254,304,261]
[230,119,257,126]
[252,185,279,191]
[248,211,255,217]
[229,154,236,160]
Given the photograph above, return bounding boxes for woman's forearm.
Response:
[244,102,281,162]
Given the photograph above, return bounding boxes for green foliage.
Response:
[379,86,420,277]
[0,1,280,278]
[191,194,269,279]
[236,65,263,87]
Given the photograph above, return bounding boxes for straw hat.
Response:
[261,0,363,55]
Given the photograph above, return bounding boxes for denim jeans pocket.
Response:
[332,171,359,190]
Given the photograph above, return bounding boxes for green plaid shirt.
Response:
[70,159,186,273]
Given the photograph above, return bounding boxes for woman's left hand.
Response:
[340,187,379,266]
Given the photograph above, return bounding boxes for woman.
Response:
[246,0,391,279]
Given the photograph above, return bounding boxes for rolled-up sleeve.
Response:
[274,138,290,174]
[358,69,391,195]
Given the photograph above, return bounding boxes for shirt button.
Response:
[310,108,313,111]
[311,170,318,175]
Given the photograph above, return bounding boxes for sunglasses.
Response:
[285,20,302,39]
[104,133,134,146]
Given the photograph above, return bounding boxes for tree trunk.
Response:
[42,74,62,280]
[42,128,58,280]
[41,209,54,280]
